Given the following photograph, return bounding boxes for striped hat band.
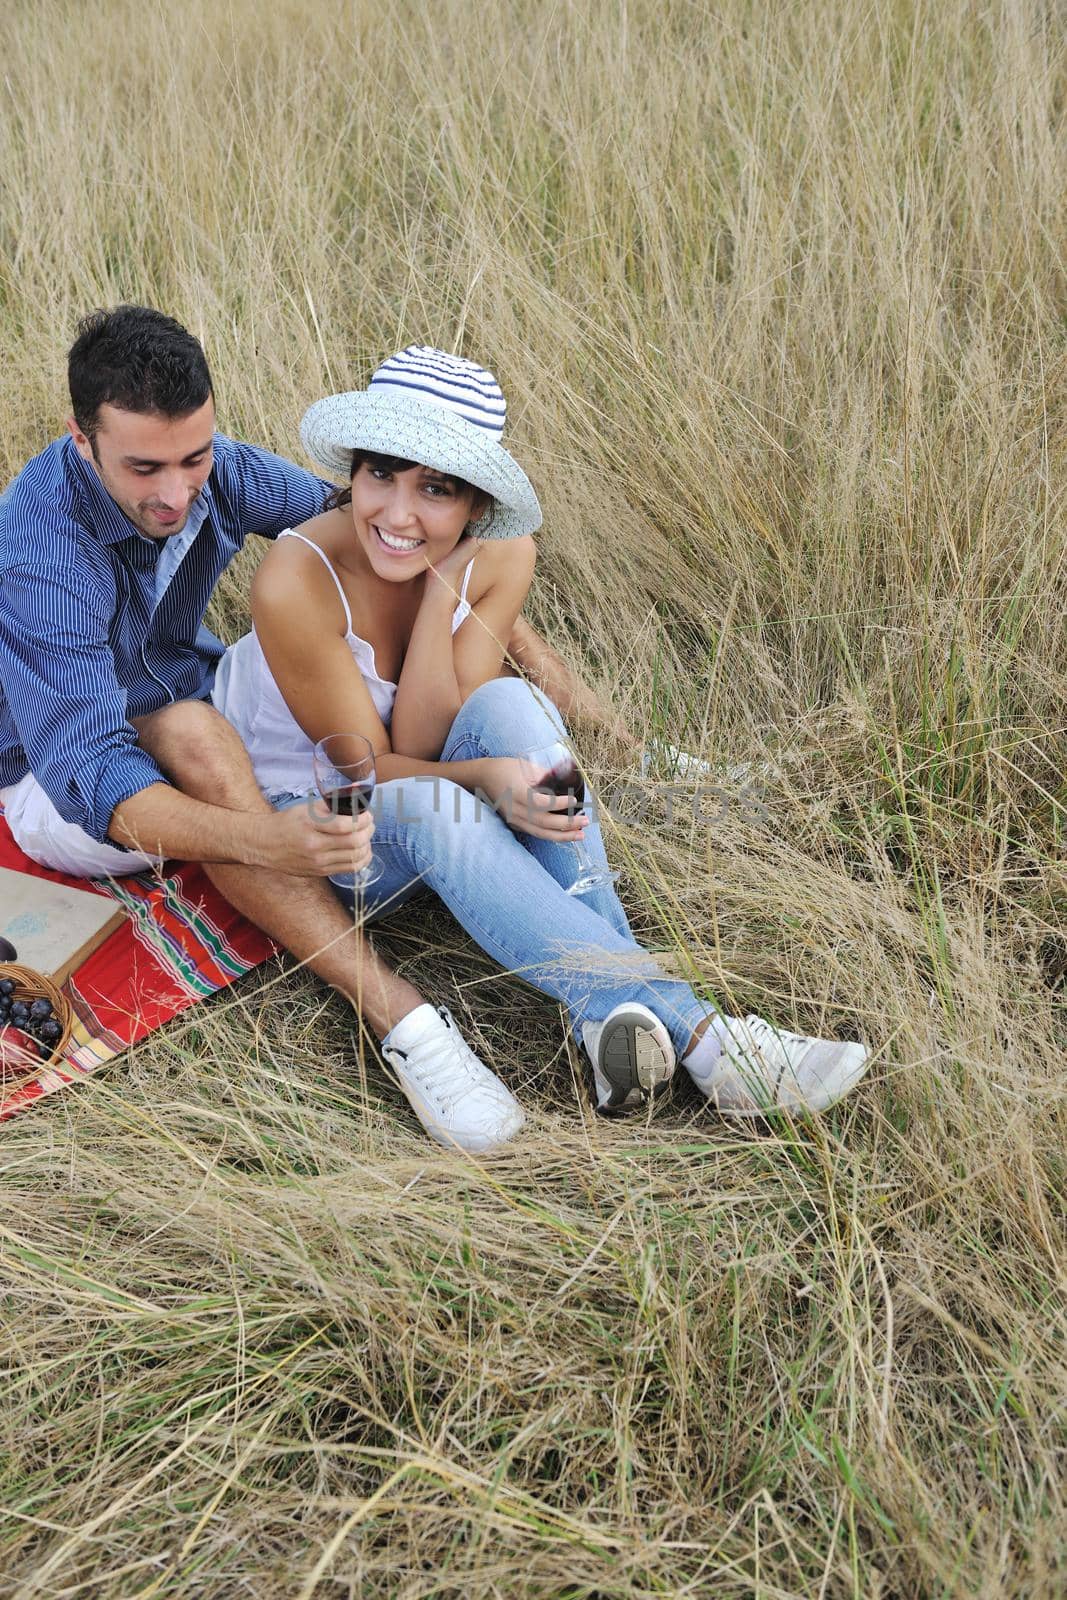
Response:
[368,345,507,437]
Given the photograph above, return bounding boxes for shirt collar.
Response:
[65,434,215,548]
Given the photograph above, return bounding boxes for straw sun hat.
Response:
[299,345,542,541]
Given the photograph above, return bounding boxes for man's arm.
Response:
[110,775,371,878]
[0,561,169,843]
[222,436,334,539]
[0,554,369,879]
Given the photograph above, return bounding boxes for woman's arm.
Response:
[390,536,537,758]
[453,535,536,698]
[252,543,394,764]
[387,538,473,759]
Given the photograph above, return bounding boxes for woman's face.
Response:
[349,459,484,579]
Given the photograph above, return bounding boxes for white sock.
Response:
[382,1003,440,1053]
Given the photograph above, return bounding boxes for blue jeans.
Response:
[302,679,713,1056]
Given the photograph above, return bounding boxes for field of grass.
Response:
[1,0,1064,1594]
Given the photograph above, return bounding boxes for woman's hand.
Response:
[424,534,482,597]
[473,757,590,842]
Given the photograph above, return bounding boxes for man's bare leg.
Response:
[506,616,636,751]
[132,703,422,1038]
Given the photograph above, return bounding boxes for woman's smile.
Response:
[373,524,425,555]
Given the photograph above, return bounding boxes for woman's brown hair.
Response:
[324,449,481,511]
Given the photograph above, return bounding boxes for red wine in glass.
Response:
[518,741,619,897]
[325,779,376,816]
[531,763,585,808]
[312,734,382,890]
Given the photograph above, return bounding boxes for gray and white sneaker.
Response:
[381,1007,525,1152]
[685,1014,869,1117]
[583,1003,676,1116]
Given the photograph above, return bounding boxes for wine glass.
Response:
[312,733,383,890]
[517,741,619,897]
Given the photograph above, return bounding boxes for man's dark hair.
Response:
[68,304,213,446]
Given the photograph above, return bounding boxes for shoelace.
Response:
[732,1018,815,1102]
[398,1020,485,1115]
[743,1018,812,1058]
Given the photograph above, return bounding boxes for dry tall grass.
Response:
[1,0,1064,1594]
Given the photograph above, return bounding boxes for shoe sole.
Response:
[594,1006,676,1117]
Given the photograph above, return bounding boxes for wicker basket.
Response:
[0,962,74,1080]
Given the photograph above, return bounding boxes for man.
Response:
[0,304,617,1147]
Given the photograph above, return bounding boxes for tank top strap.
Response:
[459,557,475,604]
[278,529,354,635]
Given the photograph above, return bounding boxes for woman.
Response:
[214,346,869,1150]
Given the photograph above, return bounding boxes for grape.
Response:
[9,1001,30,1025]
[0,978,15,997]
[40,1020,62,1042]
[29,999,53,1022]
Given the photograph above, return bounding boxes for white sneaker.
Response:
[639,742,712,779]
[381,1007,525,1152]
[685,1015,869,1117]
[583,1002,676,1115]
[638,744,785,787]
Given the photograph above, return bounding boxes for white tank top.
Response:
[212,529,475,798]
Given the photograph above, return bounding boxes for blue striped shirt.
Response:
[0,433,330,844]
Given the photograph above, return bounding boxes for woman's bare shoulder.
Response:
[291,505,350,546]
[252,514,349,626]
[469,534,536,600]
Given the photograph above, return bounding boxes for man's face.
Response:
[67,400,216,539]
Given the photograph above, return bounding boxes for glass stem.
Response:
[572,838,598,876]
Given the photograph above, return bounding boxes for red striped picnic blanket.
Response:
[0,810,275,1119]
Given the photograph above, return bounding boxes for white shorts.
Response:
[0,775,162,879]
